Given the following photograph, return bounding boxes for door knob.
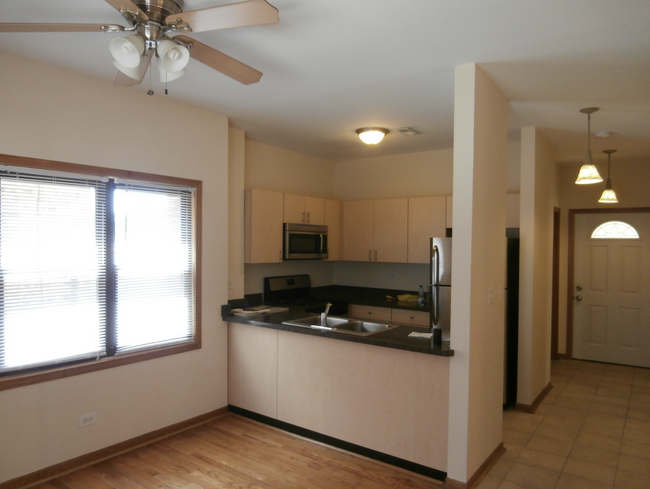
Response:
[576,285,583,291]
[576,295,583,302]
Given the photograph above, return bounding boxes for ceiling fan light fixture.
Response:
[157,39,190,73]
[158,63,186,82]
[109,34,145,69]
[112,59,144,80]
[356,127,389,145]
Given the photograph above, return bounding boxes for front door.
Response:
[573,212,650,368]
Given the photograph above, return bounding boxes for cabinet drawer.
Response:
[391,308,430,327]
[348,304,392,322]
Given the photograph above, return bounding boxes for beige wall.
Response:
[556,159,650,356]
[447,64,508,482]
[517,128,556,405]
[229,127,246,300]
[245,139,338,199]
[0,51,229,483]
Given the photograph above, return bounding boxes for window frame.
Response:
[0,153,202,392]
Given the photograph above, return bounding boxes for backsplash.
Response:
[244,261,428,296]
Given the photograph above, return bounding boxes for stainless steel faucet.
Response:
[320,302,332,325]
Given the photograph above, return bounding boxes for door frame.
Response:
[567,207,650,358]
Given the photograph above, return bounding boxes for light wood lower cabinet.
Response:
[228,321,449,471]
[391,308,430,326]
[228,323,278,418]
[347,304,392,322]
[276,331,449,470]
[349,304,430,327]
[408,196,446,264]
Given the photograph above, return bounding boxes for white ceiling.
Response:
[1,0,649,164]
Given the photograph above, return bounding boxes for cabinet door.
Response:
[305,196,325,225]
[324,199,341,261]
[445,195,453,228]
[408,196,446,264]
[348,304,392,322]
[245,188,283,263]
[342,200,374,261]
[229,322,278,418]
[283,193,306,224]
[391,308,430,327]
[373,198,408,263]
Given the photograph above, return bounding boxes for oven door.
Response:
[283,223,328,260]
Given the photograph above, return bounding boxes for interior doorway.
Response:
[568,208,650,368]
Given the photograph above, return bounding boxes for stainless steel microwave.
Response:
[283,223,328,260]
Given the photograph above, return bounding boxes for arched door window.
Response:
[591,221,640,239]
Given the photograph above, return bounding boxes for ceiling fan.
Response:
[0,0,279,87]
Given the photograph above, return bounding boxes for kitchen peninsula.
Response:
[224,306,453,481]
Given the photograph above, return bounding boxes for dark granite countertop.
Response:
[224,309,453,357]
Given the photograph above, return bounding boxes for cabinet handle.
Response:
[279,250,282,261]
[307,211,310,223]
[369,250,372,261]
[409,315,414,319]
[375,250,378,262]
[368,311,372,315]
[302,212,306,223]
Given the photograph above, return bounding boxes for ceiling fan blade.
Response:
[104,0,149,24]
[175,35,262,85]
[167,0,279,33]
[0,23,119,33]
[114,49,153,86]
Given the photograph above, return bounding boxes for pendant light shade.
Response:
[598,150,618,203]
[575,107,603,184]
[356,127,389,145]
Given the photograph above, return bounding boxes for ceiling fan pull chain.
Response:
[147,56,154,96]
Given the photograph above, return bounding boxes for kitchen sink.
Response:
[282,316,398,336]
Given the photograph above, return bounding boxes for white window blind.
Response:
[0,165,197,376]
[113,182,195,354]
[0,170,107,373]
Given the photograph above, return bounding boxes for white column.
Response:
[517,127,555,405]
[447,64,508,483]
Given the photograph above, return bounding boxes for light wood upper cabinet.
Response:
[324,199,342,261]
[408,196,446,264]
[342,200,374,261]
[373,198,408,263]
[283,193,325,225]
[342,198,408,263]
[245,188,283,263]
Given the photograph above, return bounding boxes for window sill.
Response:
[0,341,201,392]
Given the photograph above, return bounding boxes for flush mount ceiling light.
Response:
[356,127,389,145]
[575,107,604,184]
[598,149,619,204]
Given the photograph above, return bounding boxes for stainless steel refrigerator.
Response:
[430,237,452,334]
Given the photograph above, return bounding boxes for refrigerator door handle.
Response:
[432,245,440,285]
[432,284,440,325]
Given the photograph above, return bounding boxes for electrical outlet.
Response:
[389,273,398,280]
[79,412,97,428]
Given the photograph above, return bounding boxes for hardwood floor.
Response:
[31,414,443,489]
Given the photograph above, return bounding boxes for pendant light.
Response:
[598,150,618,204]
[575,107,603,184]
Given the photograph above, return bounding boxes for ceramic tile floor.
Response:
[477,359,650,489]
